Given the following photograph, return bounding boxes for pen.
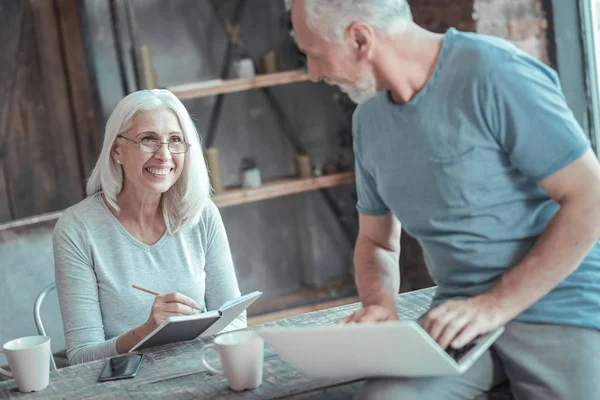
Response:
[132,284,202,311]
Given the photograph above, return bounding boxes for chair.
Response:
[33,282,58,371]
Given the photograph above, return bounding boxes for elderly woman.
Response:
[53,89,245,365]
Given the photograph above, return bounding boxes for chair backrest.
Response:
[33,282,58,371]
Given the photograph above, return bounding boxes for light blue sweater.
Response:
[53,193,245,365]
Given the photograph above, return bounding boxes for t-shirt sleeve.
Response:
[353,110,391,215]
[53,210,119,365]
[482,54,590,182]
[201,201,246,331]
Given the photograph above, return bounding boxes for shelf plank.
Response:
[248,296,360,326]
[213,171,355,208]
[0,172,355,229]
[168,70,309,100]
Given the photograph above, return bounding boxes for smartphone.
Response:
[98,353,144,382]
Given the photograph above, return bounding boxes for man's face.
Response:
[291,1,377,103]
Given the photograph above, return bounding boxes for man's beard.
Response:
[338,70,378,104]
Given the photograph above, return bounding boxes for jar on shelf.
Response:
[240,157,261,189]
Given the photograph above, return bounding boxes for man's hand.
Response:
[421,294,511,349]
[340,304,399,323]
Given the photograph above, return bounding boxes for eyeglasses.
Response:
[117,134,190,154]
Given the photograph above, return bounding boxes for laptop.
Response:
[256,321,504,379]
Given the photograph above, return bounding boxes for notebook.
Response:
[257,320,504,378]
[129,291,262,352]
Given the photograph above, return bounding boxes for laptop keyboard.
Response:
[445,341,477,362]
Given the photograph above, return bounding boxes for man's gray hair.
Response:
[286,0,412,42]
[86,89,210,234]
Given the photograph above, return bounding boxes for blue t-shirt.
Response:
[353,28,600,330]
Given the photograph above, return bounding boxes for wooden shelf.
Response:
[247,296,359,326]
[169,70,309,100]
[213,171,355,208]
[247,274,358,319]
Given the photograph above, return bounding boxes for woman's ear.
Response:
[111,140,122,164]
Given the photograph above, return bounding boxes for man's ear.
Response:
[347,22,374,60]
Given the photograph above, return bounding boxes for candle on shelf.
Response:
[140,45,157,89]
[261,50,278,74]
[295,154,312,179]
[205,147,224,194]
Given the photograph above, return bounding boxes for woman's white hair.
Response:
[86,89,210,234]
[287,0,412,43]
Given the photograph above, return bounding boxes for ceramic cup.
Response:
[199,331,264,391]
[0,336,51,392]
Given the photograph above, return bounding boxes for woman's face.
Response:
[112,109,187,197]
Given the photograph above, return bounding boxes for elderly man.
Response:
[289,0,600,399]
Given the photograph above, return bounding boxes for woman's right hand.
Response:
[118,292,200,354]
[145,292,199,329]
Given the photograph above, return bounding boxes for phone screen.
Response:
[98,354,143,382]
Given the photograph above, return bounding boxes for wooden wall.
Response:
[0,0,100,223]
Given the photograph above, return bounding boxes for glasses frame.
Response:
[117,134,190,154]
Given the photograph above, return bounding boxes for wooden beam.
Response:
[546,0,587,131]
[4,1,58,218]
[0,0,21,149]
[55,0,101,177]
[4,0,83,219]
[169,70,309,100]
[0,162,11,222]
[0,1,21,222]
[213,171,356,208]
[29,0,83,206]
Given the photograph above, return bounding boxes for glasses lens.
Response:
[140,138,160,153]
[169,142,188,154]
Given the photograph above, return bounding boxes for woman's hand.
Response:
[117,292,199,354]
[145,292,199,329]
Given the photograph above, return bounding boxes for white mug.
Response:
[0,336,51,392]
[199,331,264,391]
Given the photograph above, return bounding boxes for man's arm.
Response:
[423,149,600,349]
[487,149,600,316]
[343,212,402,322]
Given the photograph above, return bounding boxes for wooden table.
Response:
[0,288,512,399]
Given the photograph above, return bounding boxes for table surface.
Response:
[0,287,512,400]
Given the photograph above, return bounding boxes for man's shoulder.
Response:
[446,30,521,78]
[439,30,559,101]
[453,31,560,96]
